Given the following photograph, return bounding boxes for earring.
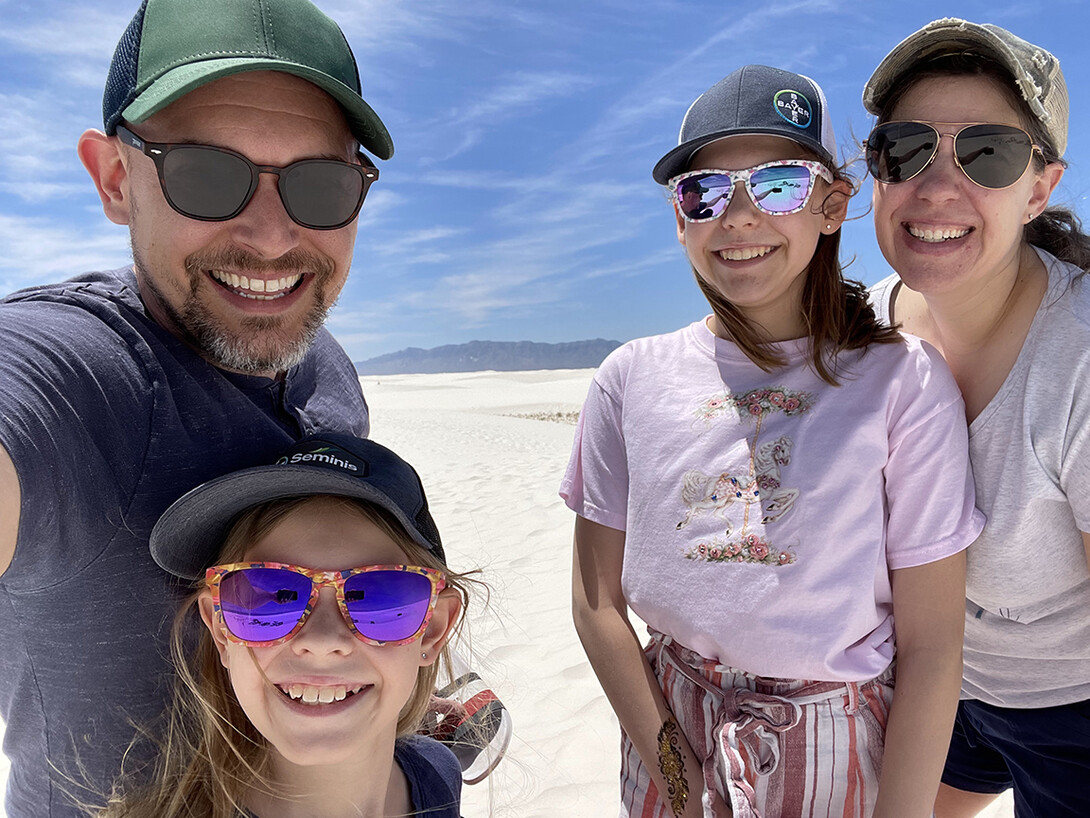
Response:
[421,652,428,659]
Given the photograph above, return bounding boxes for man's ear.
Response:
[198,591,231,668]
[77,129,131,225]
[418,589,462,667]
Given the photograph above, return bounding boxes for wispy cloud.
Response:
[0,214,130,292]
[425,71,595,161]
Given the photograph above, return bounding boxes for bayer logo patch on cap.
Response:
[773,90,813,129]
[651,65,837,184]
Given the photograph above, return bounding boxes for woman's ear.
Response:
[1025,161,1065,224]
[198,591,232,668]
[77,129,131,225]
[419,589,462,667]
[820,178,851,234]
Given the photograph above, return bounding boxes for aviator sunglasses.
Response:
[669,159,834,223]
[865,121,1043,189]
[205,562,446,647]
[116,125,379,230]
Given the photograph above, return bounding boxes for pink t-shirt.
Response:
[561,319,983,681]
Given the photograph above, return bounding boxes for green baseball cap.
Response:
[103,0,393,160]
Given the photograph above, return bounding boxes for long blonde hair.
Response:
[96,495,472,818]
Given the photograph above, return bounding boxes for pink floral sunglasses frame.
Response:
[205,562,447,648]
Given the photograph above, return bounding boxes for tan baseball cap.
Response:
[863,18,1067,157]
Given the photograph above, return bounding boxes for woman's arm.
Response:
[873,550,967,818]
[572,515,729,818]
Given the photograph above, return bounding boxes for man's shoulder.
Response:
[2,267,138,308]
[1,268,146,345]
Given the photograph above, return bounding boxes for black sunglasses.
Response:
[864,121,1043,190]
[116,125,378,230]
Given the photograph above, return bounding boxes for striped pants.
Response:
[620,631,894,818]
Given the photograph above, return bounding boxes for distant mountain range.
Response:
[354,339,622,375]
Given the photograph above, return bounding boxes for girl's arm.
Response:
[572,514,730,818]
[873,550,967,818]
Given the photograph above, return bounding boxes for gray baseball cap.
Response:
[653,64,838,184]
[863,18,1067,157]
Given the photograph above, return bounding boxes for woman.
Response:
[864,19,1090,818]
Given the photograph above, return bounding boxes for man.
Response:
[0,0,392,813]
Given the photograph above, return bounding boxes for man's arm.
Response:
[0,443,19,576]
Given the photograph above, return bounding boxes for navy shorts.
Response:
[942,697,1090,817]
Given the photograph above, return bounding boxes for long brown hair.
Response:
[691,157,902,385]
[874,53,1090,277]
[96,495,474,818]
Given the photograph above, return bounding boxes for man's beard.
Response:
[133,244,337,375]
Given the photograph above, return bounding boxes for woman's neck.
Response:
[245,738,410,818]
[894,243,1048,420]
[896,245,1043,352]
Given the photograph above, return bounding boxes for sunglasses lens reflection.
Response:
[675,163,819,221]
[677,174,731,221]
[343,570,433,643]
[866,122,937,184]
[749,164,814,213]
[220,568,312,642]
[954,125,1034,189]
[867,123,1035,189]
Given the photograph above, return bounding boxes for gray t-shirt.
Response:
[871,247,1090,707]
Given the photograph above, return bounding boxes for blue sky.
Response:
[1,0,1087,362]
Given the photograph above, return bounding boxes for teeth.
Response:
[283,683,358,704]
[210,270,303,299]
[907,225,971,243]
[719,246,774,261]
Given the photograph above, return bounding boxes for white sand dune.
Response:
[0,368,1014,817]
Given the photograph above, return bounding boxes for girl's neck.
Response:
[246,737,410,818]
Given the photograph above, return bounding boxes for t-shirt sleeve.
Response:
[1061,358,1090,532]
[884,340,985,570]
[559,363,629,531]
[395,735,462,815]
[0,300,153,586]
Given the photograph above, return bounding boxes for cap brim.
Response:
[150,464,435,581]
[653,130,834,184]
[122,58,394,160]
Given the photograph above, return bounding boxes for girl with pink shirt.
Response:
[562,64,983,818]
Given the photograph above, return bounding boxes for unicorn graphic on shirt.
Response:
[676,435,798,531]
[680,387,812,566]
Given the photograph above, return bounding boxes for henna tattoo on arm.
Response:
[657,716,690,817]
